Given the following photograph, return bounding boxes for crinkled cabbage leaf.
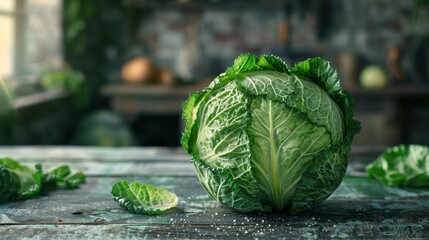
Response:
[366,144,429,187]
[111,181,178,215]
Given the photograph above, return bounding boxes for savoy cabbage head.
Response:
[181,54,360,214]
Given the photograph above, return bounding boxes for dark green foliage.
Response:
[40,69,90,109]
[0,158,85,204]
[72,110,135,146]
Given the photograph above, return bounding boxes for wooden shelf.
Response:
[13,89,69,110]
[124,0,285,9]
[101,82,209,117]
[102,82,208,98]
[346,85,429,146]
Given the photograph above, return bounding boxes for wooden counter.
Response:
[0,146,428,239]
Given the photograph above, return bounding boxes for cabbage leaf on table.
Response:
[0,158,42,203]
[111,181,178,215]
[366,144,429,187]
[0,158,86,204]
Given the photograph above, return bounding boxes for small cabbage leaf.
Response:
[63,171,86,188]
[37,164,86,189]
[111,181,178,215]
[366,144,429,187]
[0,158,42,203]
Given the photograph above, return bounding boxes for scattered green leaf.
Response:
[63,171,86,188]
[0,158,86,204]
[366,144,429,187]
[111,181,178,215]
[0,158,42,203]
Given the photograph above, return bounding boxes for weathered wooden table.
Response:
[0,147,428,239]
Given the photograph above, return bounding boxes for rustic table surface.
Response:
[0,146,428,239]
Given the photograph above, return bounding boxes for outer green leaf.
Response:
[181,79,264,210]
[111,181,178,215]
[193,81,260,198]
[291,58,361,138]
[248,97,331,211]
[290,138,351,214]
[181,91,205,155]
[366,144,429,187]
[288,58,360,213]
[0,158,42,203]
[225,54,288,75]
[226,53,260,75]
[292,58,340,97]
[193,162,267,213]
[236,70,344,144]
[257,55,289,73]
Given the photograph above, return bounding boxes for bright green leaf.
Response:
[0,158,42,203]
[366,144,429,187]
[111,181,178,215]
[63,171,86,188]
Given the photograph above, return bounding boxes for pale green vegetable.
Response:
[366,144,429,187]
[111,181,178,215]
[181,54,360,213]
[359,65,388,88]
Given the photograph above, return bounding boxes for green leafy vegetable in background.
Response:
[40,68,90,109]
[111,181,178,215]
[366,144,429,187]
[71,110,135,146]
[0,158,86,204]
[181,54,360,214]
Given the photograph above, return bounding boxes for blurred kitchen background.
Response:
[0,0,429,147]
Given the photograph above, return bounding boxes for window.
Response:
[0,0,15,77]
[0,0,62,79]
